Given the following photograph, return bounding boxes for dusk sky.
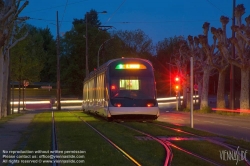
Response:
[21,0,250,44]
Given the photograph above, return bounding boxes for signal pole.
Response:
[190,56,194,128]
[174,76,180,111]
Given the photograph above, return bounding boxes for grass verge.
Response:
[9,111,52,166]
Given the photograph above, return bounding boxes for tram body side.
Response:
[82,58,160,121]
[82,70,109,118]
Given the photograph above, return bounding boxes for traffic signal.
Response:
[174,76,181,92]
[175,85,180,90]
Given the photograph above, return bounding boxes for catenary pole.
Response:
[85,12,89,77]
[230,0,236,109]
[56,11,61,110]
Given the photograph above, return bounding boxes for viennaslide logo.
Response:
[219,146,248,165]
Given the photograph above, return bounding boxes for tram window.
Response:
[110,77,155,99]
[120,79,139,90]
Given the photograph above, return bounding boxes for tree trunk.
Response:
[0,48,3,119]
[200,69,210,109]
[1,53,8,117]
[182,83,187,108]
[7,50,11,115]
[217,69,226,108]
[240,68,249,110]
[18,54,22,113]
[186,74,191,109]
[18,79,21,113]
[197,75,202,106]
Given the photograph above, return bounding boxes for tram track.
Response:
[116,122,173,166]
[119,122,224,166]
[151,122,250,166]
[51,110,59,166]
[51,110,249,165]
[67,111,142,166]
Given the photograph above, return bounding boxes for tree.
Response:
[186,26,216,110]
[60,13,154,96]
[39,27,57,82]
[60,20,86,96]
[114,29,154,58]
[173,38,192,109]
[10,25,46,82]
[0,0,28,118]
[207,17,231,109]
[60,9,111,96]
[154,36,187,97]
[199,21,230,109]
[219,4,250,110]
[10,25,46,112]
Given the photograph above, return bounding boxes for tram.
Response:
[82,58,160,121]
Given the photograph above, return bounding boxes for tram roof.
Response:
[84,58,152,81]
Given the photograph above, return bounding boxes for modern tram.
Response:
[82,58,160,121]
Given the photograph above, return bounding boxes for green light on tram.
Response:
[116,64,124,69]
[115,64,147,69]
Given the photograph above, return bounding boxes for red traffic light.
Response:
[174,76,180,91]
[175,76,180,82]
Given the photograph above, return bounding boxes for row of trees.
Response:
[175,4,250,111]
[0,3,249,118]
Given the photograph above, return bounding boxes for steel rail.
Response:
[52,110,59,166]
[69,111,141,166]
[152,122,250,165]
[121,122,222,165]
[168,142,222,166]
[118,123,173,166]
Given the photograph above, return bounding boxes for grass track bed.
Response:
[73,111,166,165]
[154,121,250,162]
[173,141,246,166]
[12,110,250,166]
[54,111,134,166]
[121,120,249,165]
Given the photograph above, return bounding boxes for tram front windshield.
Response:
[109,63,155,100]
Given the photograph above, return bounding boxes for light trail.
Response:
[10,100,82,105]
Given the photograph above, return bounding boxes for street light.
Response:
[85,11,107,77]
[97,37,114,68]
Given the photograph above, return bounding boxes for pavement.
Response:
[0,110,42,165]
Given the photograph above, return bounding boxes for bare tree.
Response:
[173,36,204,110]
[174,38,191,109]
[185,33,214,110]
[219,4,250,110]
[0,0,28,118]
[199,19,230,109]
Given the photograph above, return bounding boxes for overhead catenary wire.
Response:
[60,0,69,28]
[28,17,221,24]
[23,0,248,45]
[24,0,236,27]
[105,0,127,23]
[205,0,228,16]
